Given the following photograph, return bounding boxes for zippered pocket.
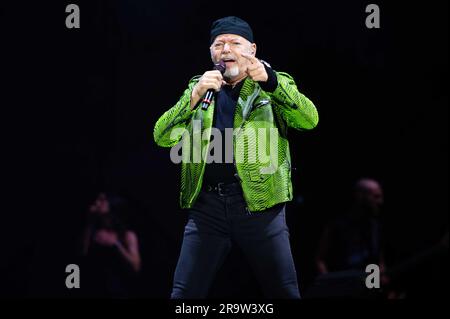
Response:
[253,99,270,109]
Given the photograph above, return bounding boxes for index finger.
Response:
[241,53,258,64]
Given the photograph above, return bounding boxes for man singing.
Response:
[154,16,319,299]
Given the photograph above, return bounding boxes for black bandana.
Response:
[210,16,254,44]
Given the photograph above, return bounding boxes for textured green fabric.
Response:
[154,72,318,212]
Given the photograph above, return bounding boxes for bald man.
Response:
[316,178,385,275]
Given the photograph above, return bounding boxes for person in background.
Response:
[315,178,386,275]
[81,192,141,297]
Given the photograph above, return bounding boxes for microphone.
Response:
[201,60,226,111]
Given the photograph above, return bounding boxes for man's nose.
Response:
[222,43,231,52]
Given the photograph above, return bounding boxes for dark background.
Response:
[1,0,447,298]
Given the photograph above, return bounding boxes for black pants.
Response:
[171,188,301,299]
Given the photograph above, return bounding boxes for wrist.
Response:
[259,64,278,92]
[190,87,200,110]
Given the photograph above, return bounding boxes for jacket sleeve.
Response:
[269,72,319,131]
[153,76,200,147]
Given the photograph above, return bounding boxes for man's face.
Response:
[210,34,256,82]
[366,184,384,210]
[356,180,384,215]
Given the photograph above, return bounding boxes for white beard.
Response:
[224,66,239,79]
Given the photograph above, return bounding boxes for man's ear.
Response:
[251,43,257,56]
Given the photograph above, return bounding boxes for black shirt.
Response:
[203,65,278,186]
[202,81,243,186]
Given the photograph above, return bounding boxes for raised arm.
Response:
[270,72,319,131]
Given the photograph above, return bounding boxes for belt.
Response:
[203,182,243,197]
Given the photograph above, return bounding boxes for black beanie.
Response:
[210,16,254,44]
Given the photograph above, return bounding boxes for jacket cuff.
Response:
[258,63,278,93]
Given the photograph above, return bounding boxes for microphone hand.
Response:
[190,70,224,110]
[196,70,224,95]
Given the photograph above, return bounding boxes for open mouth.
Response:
[223,59,236,63]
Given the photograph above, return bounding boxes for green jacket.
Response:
[154,71,318,212]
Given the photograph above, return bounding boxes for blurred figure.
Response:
[81,192,141,298]
[305,178,386,298]
[315,178,385,275]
